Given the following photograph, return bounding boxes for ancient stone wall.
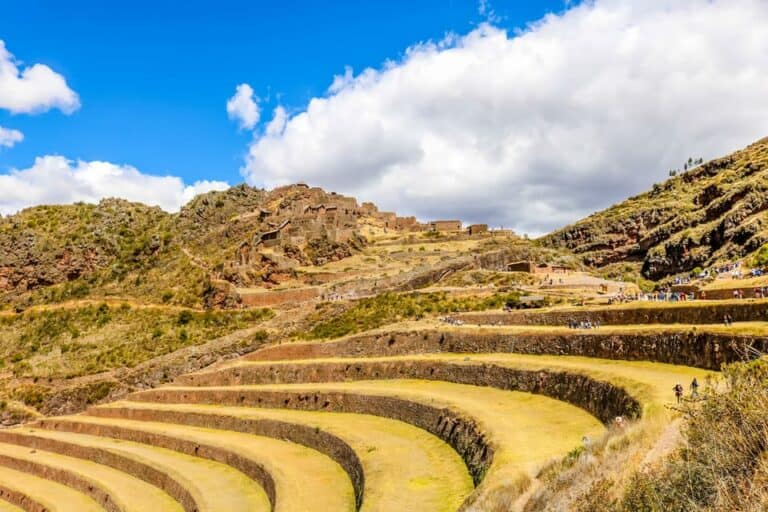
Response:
[129,387,495,489]
[35,419,277,510]
[87,406,365,508]
[238,287,320,307]
[457,300,768,326]
[178,360,642,422]
[249,329,768,370]
[0,429,198,512]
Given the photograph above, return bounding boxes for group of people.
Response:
[638,290,695,302]
[438,316,465,326]
[673,378,700,403]
[566,318,601,329]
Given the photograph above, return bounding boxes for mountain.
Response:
[0,184,372,310]
[541,137,768,280]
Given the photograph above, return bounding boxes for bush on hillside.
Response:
[618,357,768,511]
[751,244,768,268]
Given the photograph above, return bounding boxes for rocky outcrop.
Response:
[541,137,768,278]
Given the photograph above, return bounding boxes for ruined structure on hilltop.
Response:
[429,220,463,232]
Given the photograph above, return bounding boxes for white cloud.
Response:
[0,156,229,216]
[265,106,288,137]
[0,40,80,115]
[243,0,768,235]
[226,83,260,130]
[0,126,23,148]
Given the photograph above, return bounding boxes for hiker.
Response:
[673,383,684,403]
[690,378,699,398]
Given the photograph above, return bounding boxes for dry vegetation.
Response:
[0,303,272,379]
[301,291,521,339]
[543,137,768,280]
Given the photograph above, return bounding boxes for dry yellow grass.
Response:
[0,441,183,512]
[96,401,473,512]
[6,427,271,512]
[0,500,22,512]
[46,415,355,512]
[226,352,714,415]
[0,465,103,512]
[160,379,606,505]
[369,318,768,336]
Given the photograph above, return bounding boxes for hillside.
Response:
[0,184,376,310]
[542,137,768,280]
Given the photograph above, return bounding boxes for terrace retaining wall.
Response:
[0,429,198,512]
[86,406,365,509]
[456,300,768,326]
[129,387,495,489]
[178,360,642,423]
[249,329,768,370]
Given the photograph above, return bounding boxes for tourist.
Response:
[673,383,684,403]
[690,377,700,398]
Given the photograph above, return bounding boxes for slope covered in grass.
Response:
[542,137,768,279]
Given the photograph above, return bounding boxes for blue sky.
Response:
[2,0,767,233]
[0,0,568,185]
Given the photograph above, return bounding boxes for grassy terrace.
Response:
[94,401,474,512]
[0,501,22,512]
[313,318,768,336]
[151,380,606,505]
[0,464,103,512]
[41,415,356,512]
[3,427,272,512]
[0,440,182,512]
[498,297,768,313]
[221,354,712,416]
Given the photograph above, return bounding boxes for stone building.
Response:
[467,224,488,235]
[429,220,463,232]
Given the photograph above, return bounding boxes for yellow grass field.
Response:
[0,440,183,512]
[161,379,606,504]
[0,465,103,512]
[96,401,474,512]
[44,415,356,512]
[5,427,272,512]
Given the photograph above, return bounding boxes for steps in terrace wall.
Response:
[129,380,605,508]
[0,428,271,512]
[0,440,182,512]
[0,464,103,512]
[36,416,356,512]
[89,401,475,512]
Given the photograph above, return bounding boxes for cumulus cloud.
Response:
[0,156,229,216]
[0,40,80,115]
[243,0,768,235]
[0,126,23,148]
[226,83,260,130]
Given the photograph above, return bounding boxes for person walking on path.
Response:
[690,378,700,398]
[673,383,684,404]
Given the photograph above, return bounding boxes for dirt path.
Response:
[641,418,683,467]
